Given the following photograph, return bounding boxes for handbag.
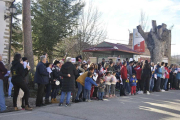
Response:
[55,80,60,85]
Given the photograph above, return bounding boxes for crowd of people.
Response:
[0,53,180,112]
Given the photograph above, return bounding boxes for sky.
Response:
[15,0,180,55]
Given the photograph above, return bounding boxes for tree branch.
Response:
[137,25,148,40]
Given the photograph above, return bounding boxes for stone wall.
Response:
[0,0,14,64]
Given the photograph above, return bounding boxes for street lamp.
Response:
[4,2,17,64]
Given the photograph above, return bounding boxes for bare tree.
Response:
[137,20,171,64]
[73,1,107,59]
[22,0,34,73]
[139,10,149,32]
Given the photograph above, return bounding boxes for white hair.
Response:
[40,55,46,62]
[66,57,72,62]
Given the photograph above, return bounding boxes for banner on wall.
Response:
[133,29,145,52]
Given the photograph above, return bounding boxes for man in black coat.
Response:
[34,55,49,107]
[59,57,78,107]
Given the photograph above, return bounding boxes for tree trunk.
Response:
[137,20,170,64]
[22,0,34,75]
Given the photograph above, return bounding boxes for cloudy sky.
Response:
[16,0,180,55]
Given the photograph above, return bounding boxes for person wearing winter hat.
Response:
[51,60,61,103]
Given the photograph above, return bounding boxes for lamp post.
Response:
[4,2,17,64]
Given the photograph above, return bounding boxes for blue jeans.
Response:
[164,78,168,90]
[60,91,71,104]
[84,89,90,100]
[8,77,13,97]
[150,78,154,91]
[0,79,6,112]
[98,92,104,100]
[75,82,83,100]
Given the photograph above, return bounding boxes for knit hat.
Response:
[22,57,27,62]
[54,60,60,65]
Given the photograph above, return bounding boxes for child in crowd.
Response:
[111,72,117,97]
[129,74,138,95]
[104,72,112,98]
[84,72,98,102]
[98,78,106,101]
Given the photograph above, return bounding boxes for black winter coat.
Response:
[60,62,78,92]
[11,60,29,83]
[141,67,152,79]
[34,61,49,84]
[51,65,60,85]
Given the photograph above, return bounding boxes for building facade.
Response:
[83,41,141,63]
[0,0,14,64]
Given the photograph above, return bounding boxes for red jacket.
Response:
[120,65,127,80]
[134,66,142,80]
[165,67,170,79]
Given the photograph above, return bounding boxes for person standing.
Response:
[84,72,98,102]
[0,54,7,112]
[176,66,180,89]
[129,74,137,95]
[45,63,53,104]
[164,63,170,91]
[34,55,49,107]
[141,60,151,95]
[75,67,94,102]
[126,61,133,94]
[134,64,143,94]
[11,53,32,111]
[120,62,128,96]
[154,62,162,92]
[161,62,166,92]
[59,57,78,107]
[150,62,155,92]
[51,61,61,103]
[101,58,105,68]
[108,61,115,73]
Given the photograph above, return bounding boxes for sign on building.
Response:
[133,29,145,52]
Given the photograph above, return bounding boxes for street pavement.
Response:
[0,90,180,120]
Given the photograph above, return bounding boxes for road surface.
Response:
[1,90,180,120]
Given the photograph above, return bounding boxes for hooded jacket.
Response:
[129,77,137,86]
[155,65,162,78]
[11,60,28,83]
[84,77,98,90]
[60,62,78,92]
